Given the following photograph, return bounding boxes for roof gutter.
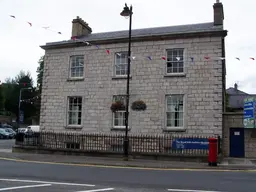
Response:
[40,30,228,50]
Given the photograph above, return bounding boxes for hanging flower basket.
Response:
[110,101,126,112]
[131,100,147,111]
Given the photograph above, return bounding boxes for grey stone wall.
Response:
[223,112,256,158]
[40,37,223,135]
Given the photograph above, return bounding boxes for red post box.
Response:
[208,137,218,166]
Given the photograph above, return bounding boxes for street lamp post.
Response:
[18,87,32,127]
[120,3,133,159]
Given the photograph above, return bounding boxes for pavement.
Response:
[1,139,256,171]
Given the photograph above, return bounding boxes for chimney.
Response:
[234,83,238,91]
[213,0,224,26]
[71,16,92,38]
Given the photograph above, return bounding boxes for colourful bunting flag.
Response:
[236,57,240,61]
[250,57,255,60]
[147,56,152,60]
[161,56,166,60]
[204,56,210,60]
[106,49,110,54]
[27,22,32,27]
[10,15,15,18]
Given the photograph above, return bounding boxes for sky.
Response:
[0,0,256,93]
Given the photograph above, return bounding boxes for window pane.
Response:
[115,52,128,76]
[68,97,82,125]
[166,95,184,127]
[70,56,84,78]
[166,49,184,74]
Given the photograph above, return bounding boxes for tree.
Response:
[3,70,35,123]
[36,56,44,93]
[32,55,44,122]
[0,85,4,110]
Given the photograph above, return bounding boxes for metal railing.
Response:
[15,132,221,157]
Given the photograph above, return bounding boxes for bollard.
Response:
[208,137,218,166]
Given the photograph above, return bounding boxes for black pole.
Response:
[123,5,132,159]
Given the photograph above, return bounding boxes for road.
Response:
[0,158,256,192]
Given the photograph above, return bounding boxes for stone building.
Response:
[40,1,227,135]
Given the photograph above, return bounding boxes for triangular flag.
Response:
[58,32,62,34]
[96,45,100,49]
[132,56,136,60]
[236,57,240,61]
[176,57,180,61]
[10,15,15,18]
[116,53,121,56]
[161,56,166,60]
[204,56,210,60]
[71,36,77,40]
[250,57,255,60]
[106,49,110,54]
[84,41,90,45]
[147,56,152,60]
[27,22,32,27]
[190,57,194,62]
[219,57,225,60]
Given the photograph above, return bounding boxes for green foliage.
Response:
[36,56,44,93]
[2,70,36,123]
[34,55,44,122]
[0,85,5,110]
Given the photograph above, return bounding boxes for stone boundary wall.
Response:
[223,112,256,158]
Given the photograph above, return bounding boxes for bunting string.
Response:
[6,14,256,62]
[20,94,41,104]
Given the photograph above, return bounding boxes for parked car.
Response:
[3,128,16,139]
[0,128,12,139]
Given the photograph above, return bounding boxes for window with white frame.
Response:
[70,55,84,78]
[68,97,82,126]
[166,49,184,74]
[115,52,128,76]
[112,95,127,128]
[166,95,184,128]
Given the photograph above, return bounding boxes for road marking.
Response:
[0,156,255,173]
[167,189,221,192]
[0,178,95,187]
[76,188,115,192]
[0,184,51,191]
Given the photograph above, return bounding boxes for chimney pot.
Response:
[213,1,224,26]
[234,83,238,90]
[71,16,92,38]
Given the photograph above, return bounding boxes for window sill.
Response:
[67,77,84,82]
[65,125,83,130]
[111,127,131,131]
[164,73,186,78]
[163,128,186,132]
[112,76,132,80]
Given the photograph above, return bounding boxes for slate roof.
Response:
[226,87,249,109]
[44,22,224,46]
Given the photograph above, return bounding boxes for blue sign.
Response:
[172,138,209,150]
[244,98,255,128]
[19,111,24,123]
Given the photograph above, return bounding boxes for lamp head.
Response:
[120,3,132,18]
